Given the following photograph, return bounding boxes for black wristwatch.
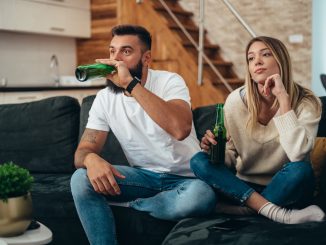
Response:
[126,77,141,94]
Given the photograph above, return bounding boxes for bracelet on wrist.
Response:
[126,77,141,94]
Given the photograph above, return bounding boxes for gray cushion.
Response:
[192,104,216,140]
[318,96,326,137]
[162,215,326,245]
[0,96,80,173]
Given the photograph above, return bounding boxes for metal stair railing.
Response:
[157,0,233,92]
[137,0,257,92]
[222,0,256,37]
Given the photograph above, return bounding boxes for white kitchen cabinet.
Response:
[0,0,15,31]
[0,93,5,104]
[0,89,99,105]
[27,0,90,9]
[42,89,98,104]
[1,92,46,104]
[0,0,91,38]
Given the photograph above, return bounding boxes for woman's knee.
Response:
[190,152,210,177]
[192,180,217,213]
[173,180,217,219]
[284,161,315,185]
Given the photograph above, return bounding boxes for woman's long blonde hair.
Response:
[244,36,321,132]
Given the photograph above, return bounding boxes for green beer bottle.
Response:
[75,63,116,82]
[210,104,227,164]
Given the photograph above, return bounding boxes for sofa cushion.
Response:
[31,173,77,218]
[32,172,176,245]
[80,95,129,166]
[31,173,89,245]
[317,96,326,137]
[162,215,326,245]
[192,105,216,140]
[113,206,176,245]
[311,138,326,192]
[0,96,80,173]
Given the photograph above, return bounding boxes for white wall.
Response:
[312,0,326,96]
[0,31,76,87]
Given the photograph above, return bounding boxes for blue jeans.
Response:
[190,152,315,208]
[70,165,216,245]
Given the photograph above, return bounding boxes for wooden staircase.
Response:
[76,0,244,108]
[76,0,117,65]
[153,0,243,90]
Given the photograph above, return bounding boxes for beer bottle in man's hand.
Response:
[210,104,227,164]
[75,63,116,82]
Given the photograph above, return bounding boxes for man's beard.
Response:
[106,61,143,94]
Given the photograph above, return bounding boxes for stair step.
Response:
[182,41,220,59]
[204,60,233,67]
[211,78,244,88]
[154,5,193,17]
[91,27,112,39]
[77,39,109,47]
[183,41,220,51]
[92,18,117,29]
[91,3,117,19]
[169,23,201,33]
[153,0,180,7]
[92,0,116,4]
[163,0,180,2]
[224,78,244,84]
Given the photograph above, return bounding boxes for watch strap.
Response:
[126,77,140,94]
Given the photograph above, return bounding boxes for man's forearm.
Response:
[74,149,94,169]
[131,84,192,140]
[75,128,108,168]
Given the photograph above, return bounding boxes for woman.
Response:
[191,36,325,224]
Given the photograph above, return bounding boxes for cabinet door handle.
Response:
[51,0,65,2]
[50,27,65,32]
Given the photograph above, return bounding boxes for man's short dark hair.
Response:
[111,25,152,51]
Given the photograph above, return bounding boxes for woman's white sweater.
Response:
[224,87,321,185]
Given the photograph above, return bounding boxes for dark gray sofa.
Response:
[0,95,325,245]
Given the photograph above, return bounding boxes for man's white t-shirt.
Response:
[86,69,200,177]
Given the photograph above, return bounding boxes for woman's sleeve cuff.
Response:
[273,110,299,135]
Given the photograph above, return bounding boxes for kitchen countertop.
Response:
[0,85,106,92]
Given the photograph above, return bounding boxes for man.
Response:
[70,25,216,245]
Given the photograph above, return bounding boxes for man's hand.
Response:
[200,129,217,152]
[95,59,133,89]
[85,153,126,196]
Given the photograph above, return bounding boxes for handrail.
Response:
[222,0,256,38]
[197,0,204,85]
[158,0,233,92]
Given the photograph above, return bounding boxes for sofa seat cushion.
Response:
[0,96,80,173]
[31,173,77,219]
[311,138,326,193]
[162,215,326,245]
[112,206,177,245]
[31,173,176,245]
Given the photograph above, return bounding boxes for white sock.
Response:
[258,202,325,224]
[215,202,255,216]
